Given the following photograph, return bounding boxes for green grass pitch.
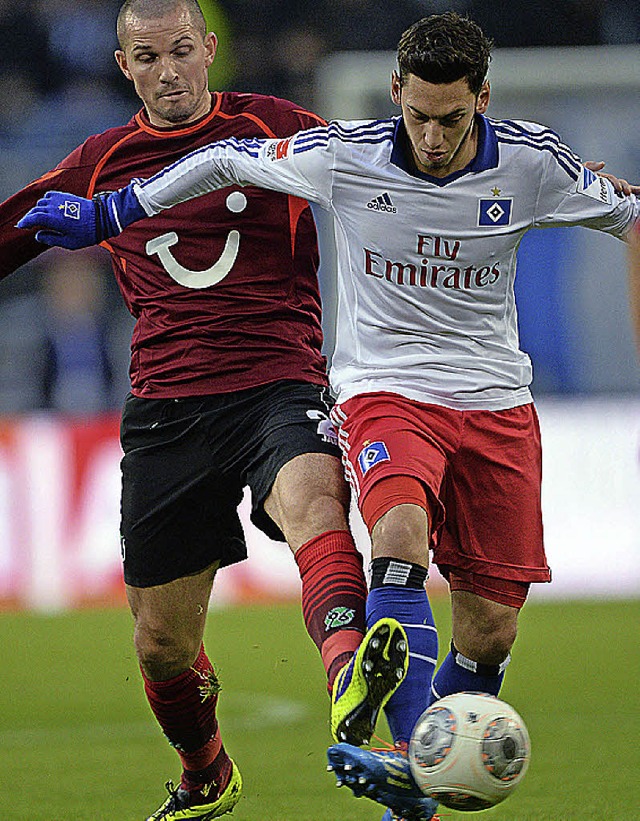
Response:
[0,597,638,820]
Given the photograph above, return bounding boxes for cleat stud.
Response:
[358,776,367,785]
[336,779,343,788]
[339,731,347,740]
[395,668,404,680]
[370,638,380,650]
[397,640,407,652]
[344,764,352,771]
[364,660,374,672]
[327,765,333,772]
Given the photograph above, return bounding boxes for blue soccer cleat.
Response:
[327,743,438,820]
[381,811,442,821]
[330,618,408,745]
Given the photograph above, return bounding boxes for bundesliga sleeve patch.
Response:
[266,138,292,162]
[577,166,612,205]
[358,441,390,475]
[478,198,513,227]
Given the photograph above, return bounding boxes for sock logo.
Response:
[383,561,412,586]
[324,606,356,631]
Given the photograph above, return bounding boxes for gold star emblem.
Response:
[491,187,501,197]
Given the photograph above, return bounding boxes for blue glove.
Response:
[16,186,147,249]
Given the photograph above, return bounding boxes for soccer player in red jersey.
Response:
[15,11,639,821]
[0,1,409,818]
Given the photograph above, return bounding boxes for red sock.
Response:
[294,530,366,689]
[142,645,231,796]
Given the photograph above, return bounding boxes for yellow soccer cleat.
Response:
[331,618,408,746]
[146,759,242,820]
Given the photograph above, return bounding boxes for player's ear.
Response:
[476,81,490,114]
[204,32,218,68]
[390,71,402,106]
[115,49,133,82]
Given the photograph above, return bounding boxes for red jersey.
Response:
[0,92,328,397]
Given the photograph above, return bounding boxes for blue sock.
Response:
[429,641,510,704]
[366,563,438,745]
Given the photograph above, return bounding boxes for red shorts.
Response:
[332,392,551,596]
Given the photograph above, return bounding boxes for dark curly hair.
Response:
[397,12,493,96]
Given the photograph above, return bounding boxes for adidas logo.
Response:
[366,192,397,213]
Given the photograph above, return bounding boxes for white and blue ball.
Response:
[409,691,530,811]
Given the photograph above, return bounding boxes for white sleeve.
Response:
[535,150,639,239]
[133,127,335,215]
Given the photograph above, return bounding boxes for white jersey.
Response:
[135,114,639,410]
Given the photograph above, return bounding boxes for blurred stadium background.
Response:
[0,0,638,611]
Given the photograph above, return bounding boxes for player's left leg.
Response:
[254,382,407,745]
[264,449,365,687]
[430,586,521,703]
[265,450,408,745]
[429,402,550,703]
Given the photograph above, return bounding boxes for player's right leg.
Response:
[327,394,447,814]
[127,570,242,820]
[330,617,408,745]
[331,394,448,746]
[120,394,247,819]
[327,742,439,820]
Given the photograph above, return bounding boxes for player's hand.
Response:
[17,185,147,249]
[584,161,640,197]
[17,191,99,250]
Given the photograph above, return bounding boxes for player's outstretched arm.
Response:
[628,221,640,356]
[584,161,640,197]
[16,187,146,250]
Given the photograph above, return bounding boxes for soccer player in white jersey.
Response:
[17,12,640,820]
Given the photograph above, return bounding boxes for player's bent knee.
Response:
[451,589,519,664]
[267,454,351,545]
[133,621,201,680]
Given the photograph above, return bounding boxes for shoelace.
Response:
[160,781,187,811]
[159,780,212,812]
[370,733,408,756]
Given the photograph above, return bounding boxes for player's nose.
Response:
[423,123,444,148]
[157,56,180,82]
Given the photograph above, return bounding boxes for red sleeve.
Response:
[291,106,327,131]
[0,141,99,279]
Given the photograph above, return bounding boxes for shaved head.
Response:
[117,0,206,48]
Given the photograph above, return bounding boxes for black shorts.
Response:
[120,380,340,587]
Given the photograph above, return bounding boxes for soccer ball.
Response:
[409,692,531,811]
